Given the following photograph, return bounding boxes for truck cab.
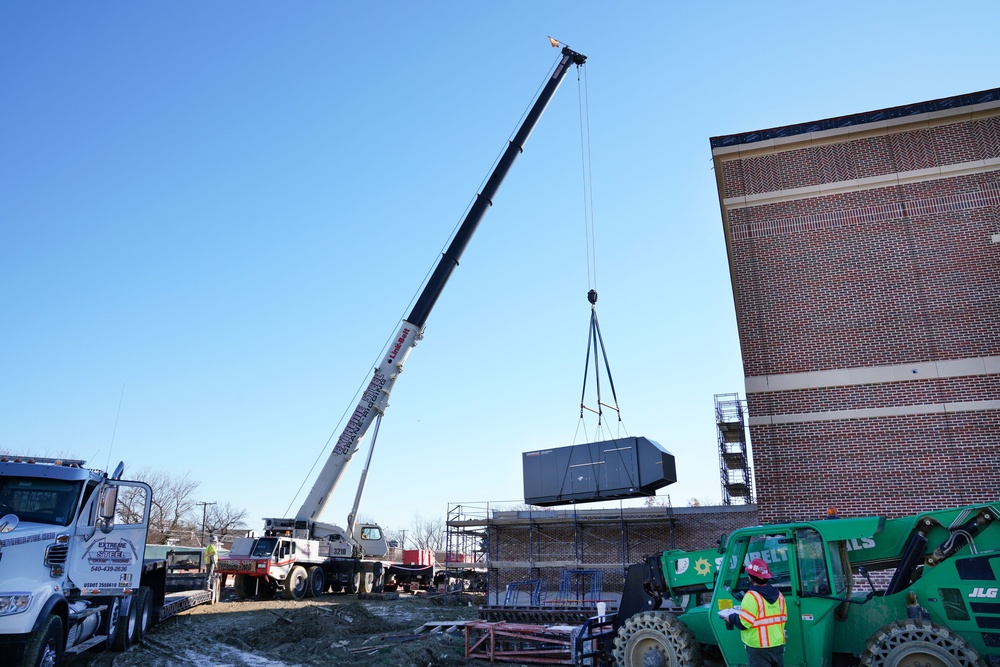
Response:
[0,456,152,666]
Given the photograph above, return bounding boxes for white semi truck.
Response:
[0,455,215,667]
[217,44,587,601]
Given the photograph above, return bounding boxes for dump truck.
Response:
[217,44,587,601]
[578,502,1000,666]
[0,456,216,667]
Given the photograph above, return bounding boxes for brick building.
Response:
[710,89,1000,523]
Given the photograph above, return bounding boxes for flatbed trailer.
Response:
[140,558,218,623]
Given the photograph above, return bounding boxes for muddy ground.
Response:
[67,590,496,667]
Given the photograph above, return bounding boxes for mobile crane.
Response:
[576,502,1000,666]
[217,44,587,599]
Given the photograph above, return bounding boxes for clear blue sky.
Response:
[2,2,998,537]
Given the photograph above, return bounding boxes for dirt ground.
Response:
[67,589,496,667]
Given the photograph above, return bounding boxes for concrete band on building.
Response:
[711,88,1000,524]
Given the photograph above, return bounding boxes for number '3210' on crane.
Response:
[215,46,587,600]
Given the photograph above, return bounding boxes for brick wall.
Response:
[713,96,1000,524]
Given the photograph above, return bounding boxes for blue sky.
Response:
[3,2,998,537]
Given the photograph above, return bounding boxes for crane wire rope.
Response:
[555,60,637,505]
[571,63,628,446]
[285,54,567,519]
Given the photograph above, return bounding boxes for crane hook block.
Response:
[587,289,598,305]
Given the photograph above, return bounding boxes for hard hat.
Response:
[746,558,773,580]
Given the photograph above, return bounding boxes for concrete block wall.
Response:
[712,91,1000,523]
[483,505,758,600]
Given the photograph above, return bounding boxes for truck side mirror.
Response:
[97,485,119,534]
[0,514,18,533]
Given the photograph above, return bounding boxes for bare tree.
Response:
[117,466,200,544]
[409,514,445,551]
[204,502,250,542]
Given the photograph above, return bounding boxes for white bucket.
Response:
[596,601,607,622]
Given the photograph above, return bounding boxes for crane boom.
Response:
[295,46,587,524]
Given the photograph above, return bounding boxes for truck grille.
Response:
[45,543,69,567]
[217,559,262,573]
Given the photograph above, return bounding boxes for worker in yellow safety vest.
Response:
[205,536,219,582]
[720,558,787,666]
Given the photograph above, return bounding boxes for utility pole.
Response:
[196,501,216,546]
[400,529,407,550]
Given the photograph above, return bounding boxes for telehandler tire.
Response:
[613,610,703,667]
[861,618,986,667]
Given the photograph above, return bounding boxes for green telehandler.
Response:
[590,502,1000,666]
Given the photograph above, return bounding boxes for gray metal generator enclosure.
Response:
[522,436,676,507]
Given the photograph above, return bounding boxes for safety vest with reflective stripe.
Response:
[738,589,787,648]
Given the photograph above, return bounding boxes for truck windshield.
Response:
[251,537,278,558]
[0,477,83,526]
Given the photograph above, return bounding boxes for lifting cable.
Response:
[572,62,628,446]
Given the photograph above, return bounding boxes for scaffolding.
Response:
[715,393,753,505]
[445,502,490,592]
[448,501,677,611]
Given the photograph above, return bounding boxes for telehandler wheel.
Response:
[21,614,63,667]
[613,610,703,667]
[861,619,987,667]
[307,566,326,598]
[284,565,309,600]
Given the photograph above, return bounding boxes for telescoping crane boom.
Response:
[281,46,587,542]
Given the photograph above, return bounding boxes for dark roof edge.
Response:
[710,87,1000,149]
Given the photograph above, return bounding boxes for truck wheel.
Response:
[613,611,703,667]
[861,619,986,667]
[258,578,278,599]
[111,595,138,651]
[307,566,326,598]
[283,565,308,600]
[135,587,153,643]
[359,571,374,594]
[373,566,385,594]
[210,575,221,605]
[234,574,252,599]
[21,614,63,667]
[99,597,122,650]
[348,571,361,594]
